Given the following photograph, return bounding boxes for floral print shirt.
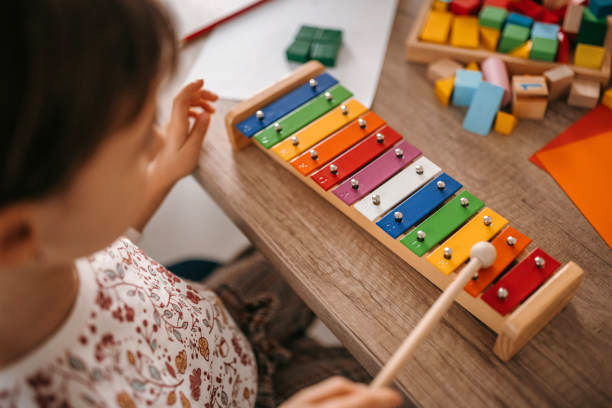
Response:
[0,238,257,407]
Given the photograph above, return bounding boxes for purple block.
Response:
[332,140,421,205]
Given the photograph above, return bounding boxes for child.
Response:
[0,1,402,407]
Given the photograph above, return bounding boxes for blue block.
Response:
[589,0,612,18]
[506,12,533,28]
[531,22,559,40]
[377,174,462,239]
[463,82,504,136]
[236,72,338,138]
[452,69,483,107]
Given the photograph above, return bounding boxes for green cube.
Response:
[286,40,311,63]
[498,23,530,53]
[529,37,558,61]
[318,29,343,45]
[479,6,508,30]
[311,42,340,67]
[577,8,607,46]
[296,25,319,42]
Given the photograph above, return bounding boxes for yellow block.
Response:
[420,11,453,44]
[450,16,479,49]
[433,0,448,11]
[509,41,532,59]
[466,61,479,71]
[494,111,517,135]
[480,27,500,51]
[574,43,605,69]
[435,76,455,106]
[427,208,508,275]
[271,99,367,161]
[603,88,612,110]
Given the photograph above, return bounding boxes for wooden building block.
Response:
[311,42,340,67]
[427,58,463,82]
[499,23,530,53]
[544,65,575,100]
[479,6,508,29]
[567,77,601,108]
[512,75,549,119]
[286,40,311,63]
[482,57,512,105]
[463,81,505,135]
[509,40,532,58]
[506,12,534,28]
[494,111,517,134]
[603,87,612,109]
[451,16,480,48]
[480,26,501,50]
[574,43,606,68]
[451,0,482,15]
[434,0,449,11]
[577,8,607,46]
[563,4,584,34]
[531,22,560,40]
[529,37,558,61]
[484,0,510,8]
[556,31,571,63]
[588,0,612,19]
[452,69,483,106]
[420,10,454,44]
[466,61,480,70]
[435,77,456,106]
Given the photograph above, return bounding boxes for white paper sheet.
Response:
[184,0,398,107]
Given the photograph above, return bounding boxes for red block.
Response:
[552,5,567,20]
[540,9,561,23]
[484,0,510,8]
[556,31,570,63]
[450,0,482,15]
[509,0,546,20]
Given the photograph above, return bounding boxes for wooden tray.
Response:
[405,0,612,85]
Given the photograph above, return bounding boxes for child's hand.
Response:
[153,79,218,186]
[279,377,402,408]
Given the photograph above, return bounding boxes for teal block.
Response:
[498,24,530,53]
[588,0,612,18]
[578,8,607,46]
[286,40,311,63]
[452,69,483,107]
[506,12,533,28]
[529,37,558,61]
[311,42,340,67]
[479,6,508,30]
[463,82,504,136]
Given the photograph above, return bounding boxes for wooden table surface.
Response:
[193,0,612,406]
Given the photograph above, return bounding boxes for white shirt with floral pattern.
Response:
[0,238,257,407]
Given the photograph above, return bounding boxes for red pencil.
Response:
[182,0,271,45]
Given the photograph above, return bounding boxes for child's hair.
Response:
[2,0,178,209]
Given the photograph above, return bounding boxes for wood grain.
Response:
[193,0,612,406]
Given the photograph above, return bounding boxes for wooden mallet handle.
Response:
[370,241,497,389]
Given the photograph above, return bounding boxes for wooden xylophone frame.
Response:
[224,61,584,361]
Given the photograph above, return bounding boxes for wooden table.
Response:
[192,0,612,406]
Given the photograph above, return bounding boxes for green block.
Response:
[498,24,530,53]
[311,42,340,67]
[286,40,311,63]
[577,8,607,46]
[400,191,485,256]
[479,6,508,30]
[254,84,352,148]
[318,29,343,45]
[529,37,558,61]
[296,25,320,42]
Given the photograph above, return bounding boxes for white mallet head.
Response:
[470,241,497,268]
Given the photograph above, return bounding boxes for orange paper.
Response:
[536,131,612,248]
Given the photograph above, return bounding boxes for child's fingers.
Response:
[326,388,402,408]
[184,112,211,153]
[198,88,218,101]
[174,79,204,110]
[287,377,358,404]
[188,109,200,119]
[199,99,215,113]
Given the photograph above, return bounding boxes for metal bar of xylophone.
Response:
[224,60,584,361]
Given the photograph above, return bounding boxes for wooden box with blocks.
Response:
[405,0,612,85]
[224,61,584,361]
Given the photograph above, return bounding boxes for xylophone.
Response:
[224,60,584,361]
